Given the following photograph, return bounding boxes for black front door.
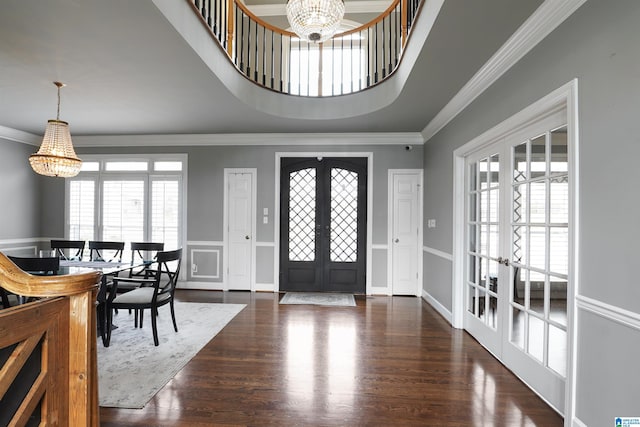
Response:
[280,157,367,293]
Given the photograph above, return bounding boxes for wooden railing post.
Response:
[69,289,100,426]
[0,253,101,426]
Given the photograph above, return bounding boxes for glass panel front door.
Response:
[280,158,367,293]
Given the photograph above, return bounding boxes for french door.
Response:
[279,157,367,293]
[464,110,570,413]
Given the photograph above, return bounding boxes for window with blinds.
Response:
[69,180,95,242]
[66,155,185,258]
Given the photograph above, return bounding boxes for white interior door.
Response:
[463,110,570,414]
[226,170,254,291]
[390,171,420,296]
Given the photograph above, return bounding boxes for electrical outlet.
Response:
[428,219,436,228]
[191,263,198,273]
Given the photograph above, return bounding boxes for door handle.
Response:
[496,257,510,267]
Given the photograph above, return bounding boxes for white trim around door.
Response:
[223,168,257,291]
[387,169,424,296]
[274,152,373,294]
[451,79,579,425]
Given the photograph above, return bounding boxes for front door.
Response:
[280,157,367,293]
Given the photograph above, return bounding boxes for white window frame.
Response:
[64,154,188,272]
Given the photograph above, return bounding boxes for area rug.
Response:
[279,292,356,307]
[97,302,245,408]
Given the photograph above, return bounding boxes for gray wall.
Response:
[0,137,42,249]
[421,0,640,424]
[77,142,423,287]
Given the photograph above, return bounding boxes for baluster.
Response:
[246,19,251,77]
[382,17,386,78]
[374,22,379,83]
[262,27,267,85]
[211,0,216,37]
[366,27,370,87]
[254,22,259,82]
[270,31,275,89]
[388,14,393,73]
[281,34,285,92]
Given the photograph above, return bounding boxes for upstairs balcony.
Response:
[187,0,423,97]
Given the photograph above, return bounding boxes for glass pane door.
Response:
[280,157,367,293]
[507,125,569,381]
[463,112,570,414]
[464,150,504,355]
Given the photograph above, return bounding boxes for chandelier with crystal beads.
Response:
[286,0,345,43]
[29,82,82,178]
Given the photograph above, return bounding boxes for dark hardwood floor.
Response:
[100,290,563,426]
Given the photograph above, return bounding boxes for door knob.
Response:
[245,235,250,240]
[394,238,399,243]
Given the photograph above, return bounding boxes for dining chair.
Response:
[105,248,182,346]
[1,287,12,308]
[129,242,164,278]
[88,241,125,262]
[6,256,61,304]
[8,255,60,275]
[50,239,85,261]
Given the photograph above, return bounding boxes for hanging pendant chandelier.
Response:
[286,0,345,43]
[29,81,82,178]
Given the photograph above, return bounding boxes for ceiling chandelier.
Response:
[29,82,82,178]
[286,0,345,43]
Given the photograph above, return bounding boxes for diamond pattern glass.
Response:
[330,168,358,262]
[289,168,316,261]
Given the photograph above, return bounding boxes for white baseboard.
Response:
[421,289,452,324]
[178,281,276,292]
[254,283,275,292]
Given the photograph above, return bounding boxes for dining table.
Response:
[58,259,145,346]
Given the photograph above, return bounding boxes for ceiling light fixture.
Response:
[29,81,82,178]
[286,0,345,43]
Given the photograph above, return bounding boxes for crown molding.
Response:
[0,125,40,146]
[73,132,424,147]
[247,0,390,17]
[421,0,588,142]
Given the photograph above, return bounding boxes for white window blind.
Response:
[69,180,95,241]
[66,155,186,262]
[102,180,145,243]
[151,179,180,250]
